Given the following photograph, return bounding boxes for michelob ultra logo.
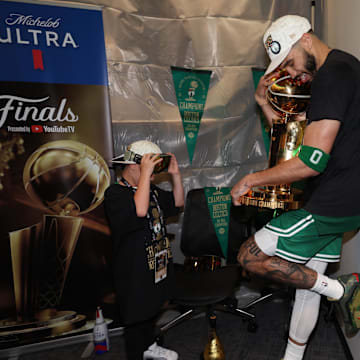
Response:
[2,13,78,48]
[0,1,108,86]
[6,13,61,28]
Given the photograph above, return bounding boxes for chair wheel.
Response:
[247,320,258,333]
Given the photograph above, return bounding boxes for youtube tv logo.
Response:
[31,125,43,133]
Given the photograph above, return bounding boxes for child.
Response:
[104,140,184,360]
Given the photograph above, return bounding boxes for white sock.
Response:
[310,273,344,299]
[283,339,306,360]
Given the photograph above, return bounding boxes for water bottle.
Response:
[93,306,110,354]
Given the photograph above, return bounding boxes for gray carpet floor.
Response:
[16,293,350,360]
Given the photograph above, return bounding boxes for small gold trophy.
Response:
[203,314,225,360]
[240,74,311,210]
[5,140,110,342]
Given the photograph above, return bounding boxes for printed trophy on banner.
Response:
[240,72,311,210]
[7,140,110,341]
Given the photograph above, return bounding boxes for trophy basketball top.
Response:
[266,74,311,116]
[23,140,111,216]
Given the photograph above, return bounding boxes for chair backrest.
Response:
[180,188,258,264]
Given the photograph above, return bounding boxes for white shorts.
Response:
[254,226,278,257]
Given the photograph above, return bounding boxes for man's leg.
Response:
[239,209,360,340]
[283,259,328,360]
[238,234,360,338]
[237,235,342,296]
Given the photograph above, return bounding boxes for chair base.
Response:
[158,291,274,336]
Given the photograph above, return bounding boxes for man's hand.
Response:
[231,176,252,206]
[254,71,282,106]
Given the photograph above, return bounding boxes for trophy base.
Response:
[0,310,86,349]
[239,187,303,210]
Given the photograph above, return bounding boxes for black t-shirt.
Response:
[304,49,360,217]
[104,183,180,325]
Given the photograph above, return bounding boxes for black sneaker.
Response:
[331,273,360,337]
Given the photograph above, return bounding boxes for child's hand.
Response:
[140,153,163,176]
[167,153,180,175]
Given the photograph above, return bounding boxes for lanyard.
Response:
[120,177,167,243]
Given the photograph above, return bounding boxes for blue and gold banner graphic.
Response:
[0,0,113,348]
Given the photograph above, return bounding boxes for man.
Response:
[231,15,360,360]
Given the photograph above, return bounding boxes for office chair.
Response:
[159,188,275,338]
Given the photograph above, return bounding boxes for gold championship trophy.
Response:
[240,74,311,210]
[3,140,110,344]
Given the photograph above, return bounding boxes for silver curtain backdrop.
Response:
[37,0,312,262]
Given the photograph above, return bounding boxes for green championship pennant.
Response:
[204,187,232,259]
[171,66,212,164]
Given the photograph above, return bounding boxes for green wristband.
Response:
[298,145,330,173]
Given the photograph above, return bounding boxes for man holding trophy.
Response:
[231,15,360,360]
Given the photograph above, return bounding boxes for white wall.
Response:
[323,0,360,59]
[322,1,360,358]
[334,230,360,359]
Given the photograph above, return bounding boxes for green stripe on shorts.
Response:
[265,209,360,263]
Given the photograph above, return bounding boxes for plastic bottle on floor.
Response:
[93,306,110,354]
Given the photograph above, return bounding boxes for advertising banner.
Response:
[171,66,211,164]
[0,0,113,348]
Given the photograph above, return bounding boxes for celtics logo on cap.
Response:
[265,35,281,55]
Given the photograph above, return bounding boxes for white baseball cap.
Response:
[263,15,311,75]
[112,140,162,164]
